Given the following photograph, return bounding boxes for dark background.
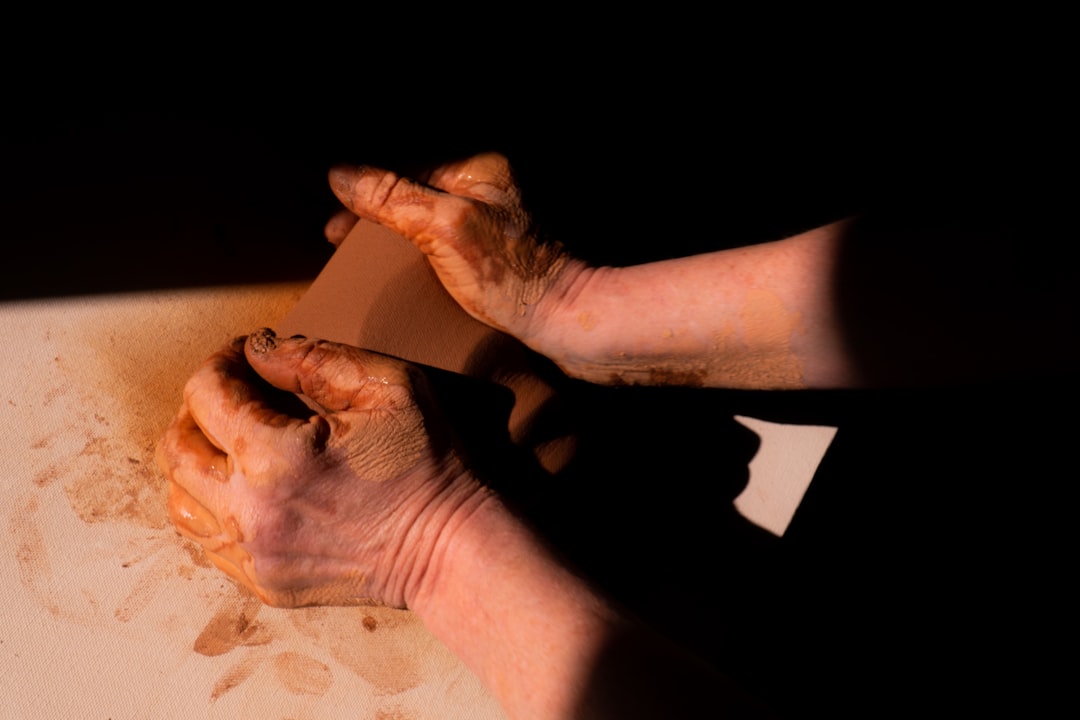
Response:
[1,74,1021,301]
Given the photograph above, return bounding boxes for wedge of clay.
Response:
[275,219,578,477]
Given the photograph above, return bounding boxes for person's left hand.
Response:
[155,328,487,609]
[324,153,586,357]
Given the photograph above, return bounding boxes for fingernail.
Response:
[247,327,278,354]
[329,165,364,201]
[329,164,356,186]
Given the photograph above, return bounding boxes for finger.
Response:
[167,474,223,541]
[157,405,231,514]
[422,151,518,202]
[323,207,358,247]
[245,328,418,413]
[158,407,266,551]
[168,479,258,584]
[203,546,268,603]
[183,336,331,468]
[328,163,471,244]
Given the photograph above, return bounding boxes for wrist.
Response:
[523,261,615,378]
[404,489,763,719]
[383,463,492,610]
[407,491,621,719]
[405,488,510,617]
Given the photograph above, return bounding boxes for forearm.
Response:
[534,221,853,390]
[409,493,618,719]
[408,494,762,719]
[532,213,1080,390]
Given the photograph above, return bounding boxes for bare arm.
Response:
[329,155,1076,390]
[533,220,851,389]
[415,494,769,720]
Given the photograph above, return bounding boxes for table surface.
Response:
[0,277,834,719]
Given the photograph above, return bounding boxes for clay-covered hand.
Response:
[155,328,487,609]
[327,152,587,352]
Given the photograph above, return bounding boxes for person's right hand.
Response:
[326,152,588,353]
[155,328,488,609]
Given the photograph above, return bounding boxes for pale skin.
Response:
[158,330,767,719]
[325,152,1076,389]
[323,151,852,390]
[160,151,1072,719]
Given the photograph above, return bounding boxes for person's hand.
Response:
[155,328,488,609]
[326,152,588,353]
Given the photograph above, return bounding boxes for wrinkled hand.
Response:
[155,328,486,609]
[326,152,585,349]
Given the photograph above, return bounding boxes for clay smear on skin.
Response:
[675,287,808,389]
[596,287,807,389]
[719,287,806,389]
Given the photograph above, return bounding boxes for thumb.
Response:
[328,164,459,247]
[244,328,419,413]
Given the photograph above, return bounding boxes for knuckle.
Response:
[295,340,338,396]
[366,171,416,213]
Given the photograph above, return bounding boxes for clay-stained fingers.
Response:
[168,479,262,593]
[328,163,474,249]
[202,545,270,604]
[167,478,222,541]
[420,152,519,203]
[323,207,358,247]
[244,328,421,414]
[159,407,262,549]
[182,335,331,466]
[156,405,231,513]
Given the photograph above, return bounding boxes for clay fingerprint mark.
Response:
[273,651,334,696]
[113,540,178,623]
[176,537,215,575]
[194,589,276,703]
[194,591,272,657]
[8,486,189,627]
[290,606,439,697]
[9,494,64,620]
[375,709,412,720]
[7,491,112,626]
[211,655,266,703]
